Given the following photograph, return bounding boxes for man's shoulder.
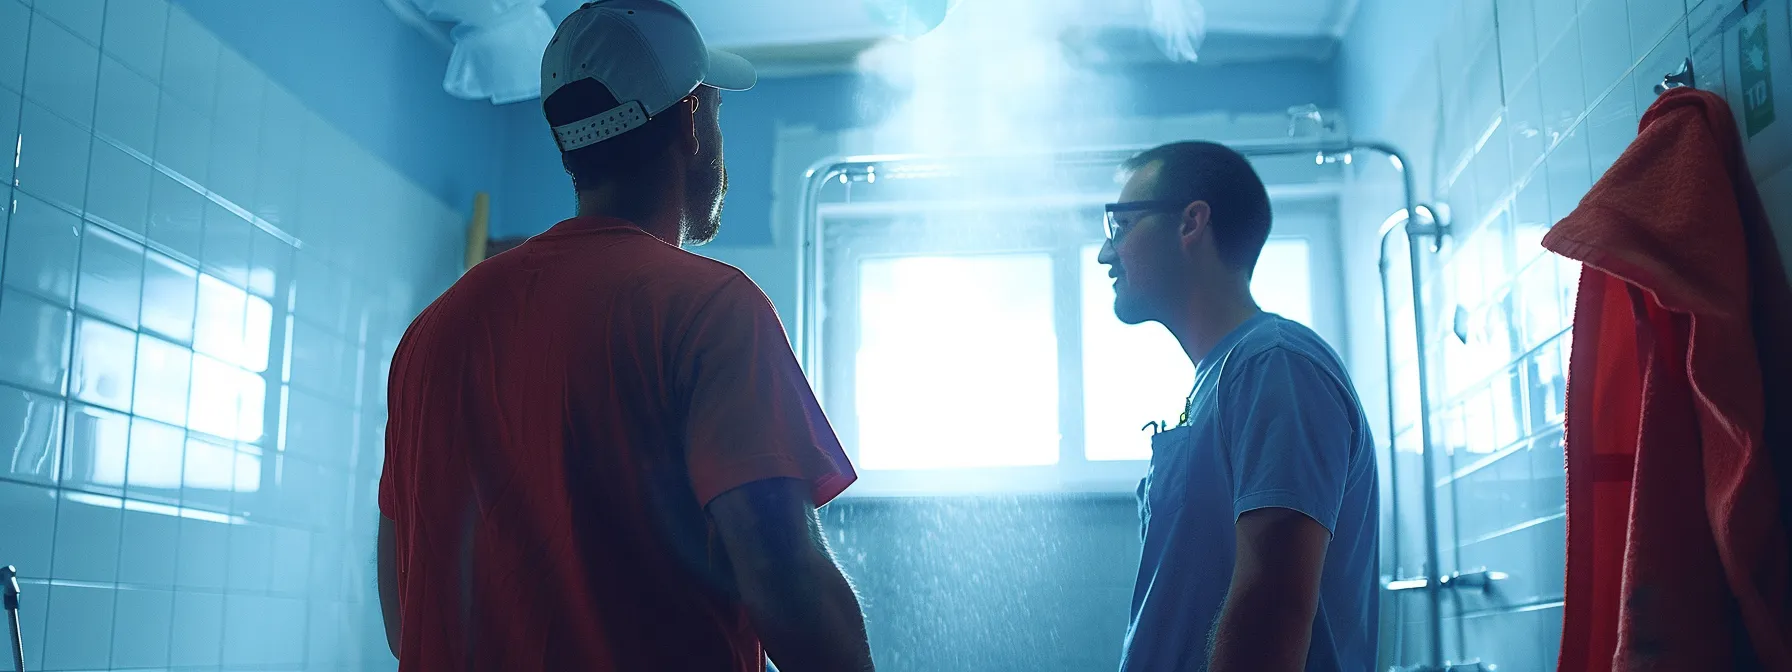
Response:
[1221,317,1356,399]
[1229,316,1337,366]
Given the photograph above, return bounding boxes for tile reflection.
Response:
[62,404,129,494]
[72,317,137,412]
[141,250,199,344]
[0,290,74,395]
[125,417,184,502]
[132,334,191,427]
[0,384,64,483]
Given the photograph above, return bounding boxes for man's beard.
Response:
[682,159,727,245]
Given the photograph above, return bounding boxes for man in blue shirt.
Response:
[1099,142,1379,671]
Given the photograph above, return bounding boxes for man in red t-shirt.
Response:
[374,2,872,670]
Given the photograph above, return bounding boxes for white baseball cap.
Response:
[541,0,756,152]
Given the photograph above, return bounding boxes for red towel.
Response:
[1546,88,1792,670]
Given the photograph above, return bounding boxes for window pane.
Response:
[855,254,1059,469]
[1079,245,1191,461]
[1252,238,1313,327]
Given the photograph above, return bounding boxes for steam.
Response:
[1147,0,1207,63]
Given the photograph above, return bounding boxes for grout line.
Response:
[1459,510,1566,547]
[1457,598,1567,618]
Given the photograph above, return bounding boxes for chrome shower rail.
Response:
[794,138,1451,668]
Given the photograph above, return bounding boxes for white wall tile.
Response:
[1629,0,1687,65]
[243,294,274,377]
[1508,74,1548,178]
[1586,72,1640,178]
[0,383,61,484]
[0,0,27,93]
[23,12,100,126]
[123,416,183,502]
[181,426,235,501]
[1498,0,1540,89]
[50,489,122,581]
[0,89,20,187]
[103,0,169,79]
[117,506,181,586]
[1578,0,1635,103]
[0,7,459,669]
[94,56,160,156]
[140,250,197,344]
[153,94,210,183]
[41,583,115,670]
[4,192,81,305]
[248,228,291,300]
[1631,17,1692,111]
[194,273,246,369]
[86,140,156,235]
[0,480,57,578]
[168,590,224,666]
[202,204,253,289]
[61,403,128,494]
[160,6,219,113]
[36,0,104,45]
[226,521,272,593]
[1533,0,1579,54]
[110,587,174,669]
[268,525,310,593]
[77,225,145,329]
[174,515,228,590]
[15,101,93,212]
[131,333,189,428]
[0,289,73,395]
[72,316,138,411]
[1538,23,1588,143]
[1545,125,1594,225]
[147,170,205,261]
[306,600,342,666]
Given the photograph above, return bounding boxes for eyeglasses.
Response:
[1102,200,1189,242]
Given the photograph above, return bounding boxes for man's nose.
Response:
[1096,238,1118,265]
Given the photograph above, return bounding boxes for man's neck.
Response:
[575,187,683,246]
[1163,287,1261,366]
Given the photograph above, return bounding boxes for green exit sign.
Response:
[1739,7,1776,137]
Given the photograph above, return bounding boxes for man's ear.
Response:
[1179,200,1212,246]
[678,95,701,156]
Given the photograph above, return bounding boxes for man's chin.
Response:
[1113,299,1151,326]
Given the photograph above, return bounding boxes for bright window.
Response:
[854,254,1061,470]
[1079,244,1192,461]
[1252,239,1314,327]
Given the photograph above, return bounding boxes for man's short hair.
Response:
[543,79,682,217]
[1123,141,1273,272]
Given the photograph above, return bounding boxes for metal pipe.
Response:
[795,138,1449,667]
[3,565,22,672]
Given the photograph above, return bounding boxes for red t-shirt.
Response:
[378,216,857,671]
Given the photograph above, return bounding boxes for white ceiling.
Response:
[543,0,1359,52]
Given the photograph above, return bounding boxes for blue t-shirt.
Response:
[1119,312,1379,672]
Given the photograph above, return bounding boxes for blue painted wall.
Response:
[174,0,505,214]
[492,59,1340,243]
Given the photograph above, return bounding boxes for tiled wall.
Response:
[1348,0,1776,669]
[0,0,462,669]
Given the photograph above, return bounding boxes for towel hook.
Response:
[1655,57,1695,95]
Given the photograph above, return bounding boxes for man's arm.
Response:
[707,478,874,672]
[1207,507,1331,672]
[378,515,400,659]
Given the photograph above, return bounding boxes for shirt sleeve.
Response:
[1222,347,1356,532]
[677,275,858,508]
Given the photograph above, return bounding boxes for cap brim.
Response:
[704,48,757,91]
